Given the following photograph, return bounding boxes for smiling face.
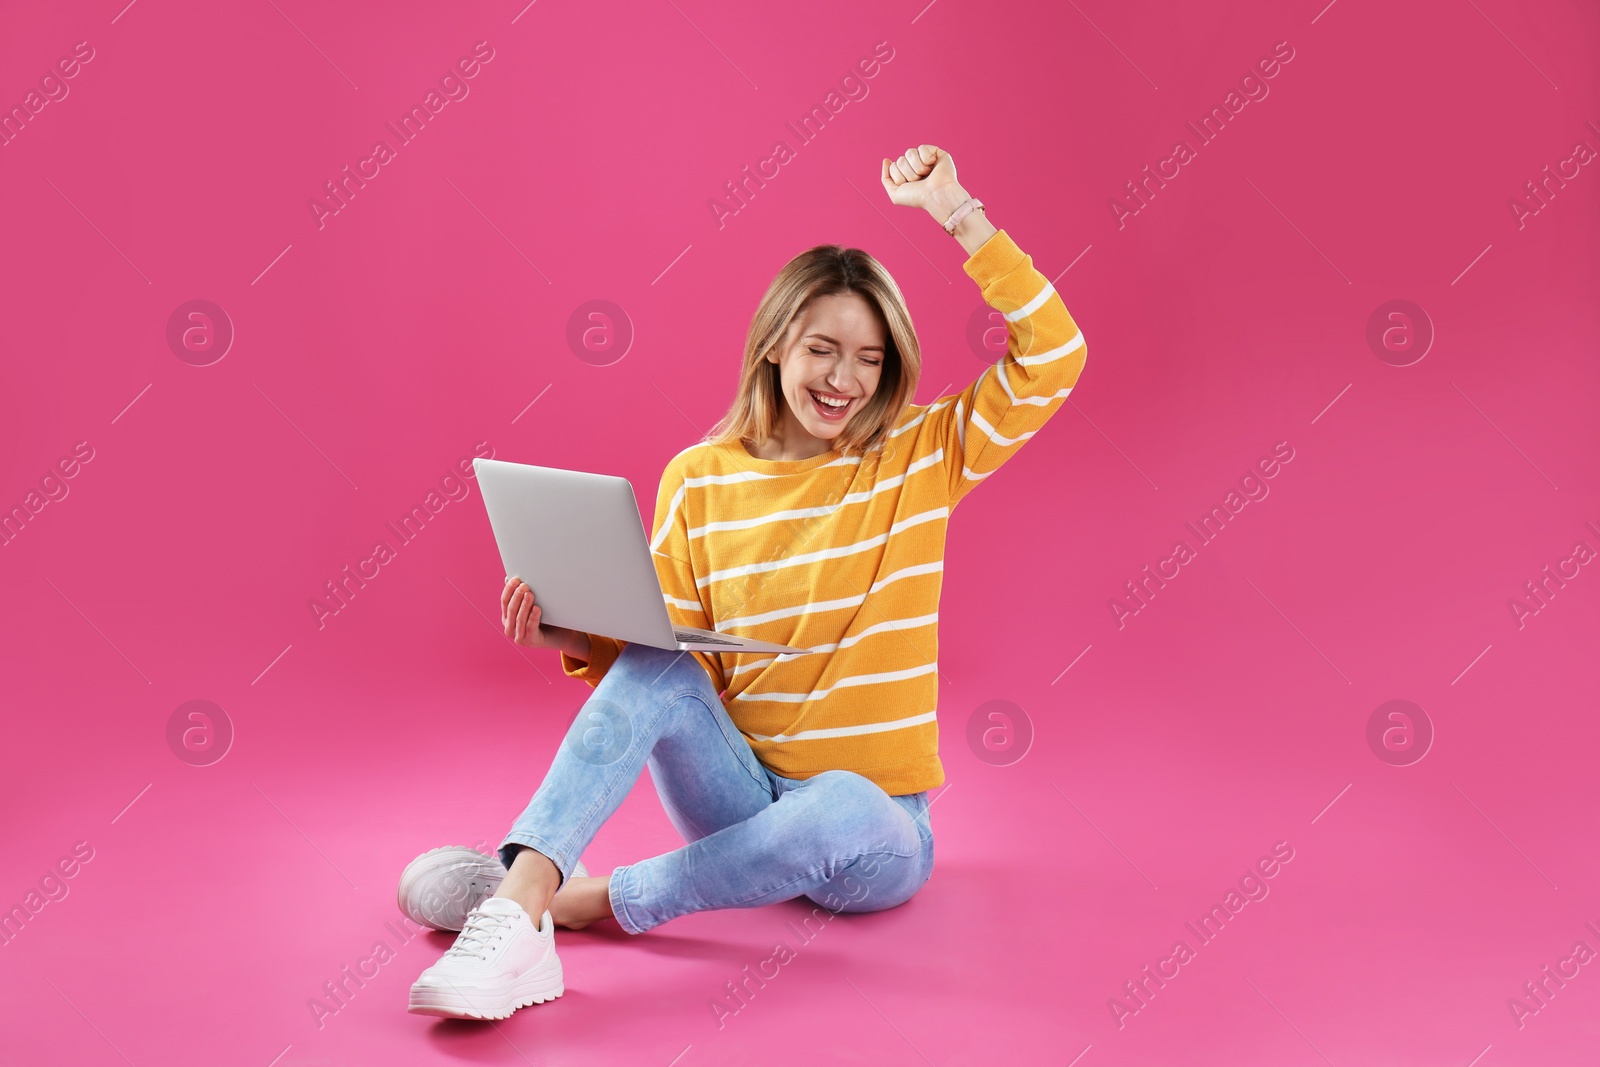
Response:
[762,291,888,457]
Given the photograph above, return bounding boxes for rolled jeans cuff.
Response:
[607,861,650,935]
[498,830,579,888]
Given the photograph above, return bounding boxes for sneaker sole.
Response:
[398,846,589,932]
[397,846,507,932]
[407,965,565,1020]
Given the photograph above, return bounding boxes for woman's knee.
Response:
[595,645,711,720]
[609,643,708,695]
[612,640,681,676]
[572,644,717,759]
[787,771,924,904]
[804,768,887,805]
[801,770,911,838]
[805,848,928,913]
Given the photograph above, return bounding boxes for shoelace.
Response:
[444,907,516,960]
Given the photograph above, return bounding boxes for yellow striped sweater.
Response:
[561,228,1087,795]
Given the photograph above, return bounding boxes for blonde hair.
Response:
[704,244,922,458]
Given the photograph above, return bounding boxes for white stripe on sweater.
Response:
[716,560,943,629]
[996,352,1076,406]
[733,661,939,703]
[651,453,864,550]
[662,591,704,612]
[969,406,1037,448]
[1007,279,1056,322]
[729,612,939,675]
[1015,329,1084,368]
[688,451,943,538]
[696,508,948,589]
[892,398,953,438]
[743,708,938,743]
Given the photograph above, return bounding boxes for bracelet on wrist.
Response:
[941,197,985,235]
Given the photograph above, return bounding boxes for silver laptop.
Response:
[474,458,812,656]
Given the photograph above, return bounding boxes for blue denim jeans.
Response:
[498,641,935,934]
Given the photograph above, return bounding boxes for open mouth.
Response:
[808,389,855,421]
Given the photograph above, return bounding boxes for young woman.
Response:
[400,144,1088,1020]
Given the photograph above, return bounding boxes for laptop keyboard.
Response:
[675,630,745,646]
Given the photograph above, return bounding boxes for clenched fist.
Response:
[881,144,960,211]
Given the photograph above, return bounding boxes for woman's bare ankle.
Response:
[492,846,561,922]
[549,875,614,930]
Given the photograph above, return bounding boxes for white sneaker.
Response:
[398,845,587,932]
[408,897,563,1019]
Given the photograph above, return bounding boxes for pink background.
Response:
[2,0,1597,1064]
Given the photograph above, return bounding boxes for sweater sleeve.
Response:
[560,454,727,693]
[648,455,729,693]
[560,632,623,685]
[926,228,1088,508]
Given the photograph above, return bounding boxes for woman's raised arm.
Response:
[883,144,1089,508]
